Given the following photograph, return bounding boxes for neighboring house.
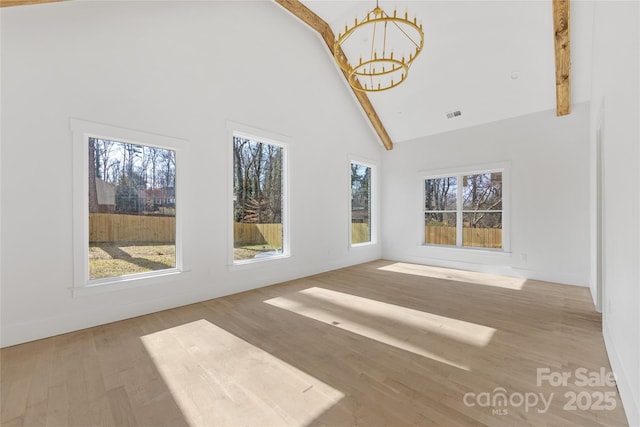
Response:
[147,186,175,208]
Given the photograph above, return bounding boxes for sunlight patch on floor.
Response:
[265,287,497,370]
[141,320,343,427]
[378,262,526,290]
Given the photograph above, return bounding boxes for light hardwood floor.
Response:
[1,260,629,426]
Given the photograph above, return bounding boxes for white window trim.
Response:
[70,118,187,296]
[418,162,510,253]
[349,156,378,247]
[227,121,291,268]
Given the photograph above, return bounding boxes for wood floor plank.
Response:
[44,384,68,427]
[2,377,30,424]
[106,386,136,427]
[0,260,629,426]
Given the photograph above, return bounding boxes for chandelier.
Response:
[334,1,424,93]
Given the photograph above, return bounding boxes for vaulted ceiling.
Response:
[2,0,582,149]
[286,0,584,147]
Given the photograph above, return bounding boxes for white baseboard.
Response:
[604,323,640,427]
[388,254,589,287]
[0,254,381,348]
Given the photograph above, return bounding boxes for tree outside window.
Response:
[424,171,503,249]
[351,162,372,244]
[233,135,286,262]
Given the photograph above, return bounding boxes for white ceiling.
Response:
[301,1,594,144]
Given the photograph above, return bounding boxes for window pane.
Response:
[462,212,502,249]
[425,212,456,246]
[351,163,371,244]
[233,136,284,261]
[462,172,502,210]
[88,138,176,280]
[425,177,457,210]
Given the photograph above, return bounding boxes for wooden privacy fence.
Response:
[233,223,372,246]
[352,223,370,244]
[234,223,283,247]
[90,216,500,248]
[425,226,502,248]
[89,213,175,243]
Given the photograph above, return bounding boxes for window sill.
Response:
[228,254,292,271]
[72,268,185,297]
[350,241,377,248]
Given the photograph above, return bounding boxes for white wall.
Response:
[589,2,640,425]
[0,1,383,347]
[382,103,591,286]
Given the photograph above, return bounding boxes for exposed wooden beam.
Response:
[275,0,394,150]
[553,0,571,116]
[0,0,65,7]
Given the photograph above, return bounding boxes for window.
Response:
[232,133,288,263]
[88,138,177,280]
[424,170,504,249]
[72,119,183,292]
[424,176,458,246]
[350,161,374,245]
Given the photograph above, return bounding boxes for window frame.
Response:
[419,163,510,252]
[228,122,291,267]
[71,119,186,296]
[349,157,377,247]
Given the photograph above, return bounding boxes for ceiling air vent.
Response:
[446,110,462,119]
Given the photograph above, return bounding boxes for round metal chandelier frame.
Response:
[334,4,424,93]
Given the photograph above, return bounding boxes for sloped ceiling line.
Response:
[274,0,395,150]
[0,0,62,7]
[0,0,394,150]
